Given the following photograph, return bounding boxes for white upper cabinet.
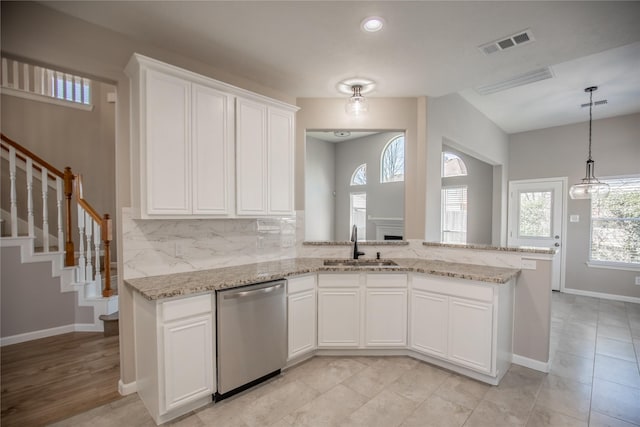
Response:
[236,98,295,216]
[145,69,191,215]
[126,53,297,219]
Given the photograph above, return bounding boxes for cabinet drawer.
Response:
[318,273,360,288]
[366,273,407,288]
[287,275,316,294]
[411,274,494,302]
[162,294,212,322]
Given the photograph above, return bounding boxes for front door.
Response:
[508,178,566,291]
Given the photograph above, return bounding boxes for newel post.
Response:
[101,213,114,297]
[63,167,75,267]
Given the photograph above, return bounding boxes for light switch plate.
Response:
[522,259,537,270]
[570,215,580,223]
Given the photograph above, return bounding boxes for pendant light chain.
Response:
[588,87,593,161]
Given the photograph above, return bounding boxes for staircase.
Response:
[1,133,118,345]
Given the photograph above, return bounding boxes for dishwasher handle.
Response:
[223,282,284,300]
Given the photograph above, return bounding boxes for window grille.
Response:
[1,57,92,108]
[590,176,640,266]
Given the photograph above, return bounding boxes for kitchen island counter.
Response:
[125,257,520,300]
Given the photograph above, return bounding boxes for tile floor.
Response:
[53,292,640,426]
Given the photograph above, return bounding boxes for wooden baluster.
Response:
[102,214,113,297]
[9,147,18,237]
[77,204,86,281]
[85,212,93,281]
[12,60,18,89]
[26,158,35,237]
[64,168,74,266]
[56,177,63,251]
[1,58,8,87]
[42,167,50,252]
[94,219,102,291]
[23,63,29,92]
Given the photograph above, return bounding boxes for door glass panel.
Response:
[518,191,552,238]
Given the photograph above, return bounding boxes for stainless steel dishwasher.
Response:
[215,279,286,400]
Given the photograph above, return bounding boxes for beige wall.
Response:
[1,246,93,338]
[296,97,426,239]
[509,113,640,299]
[427,94,509,245]
[1,1,296,386]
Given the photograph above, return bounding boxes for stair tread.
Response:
[99,311,119,321]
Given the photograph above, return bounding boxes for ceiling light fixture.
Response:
[345,85,369,116]
[334,131,351,138]
[361,16,385,32]
[569,86,610,200]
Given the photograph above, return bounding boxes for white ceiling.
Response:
[307,131,380,143]
[41,1,640,134]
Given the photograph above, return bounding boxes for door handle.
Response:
[223,283,283,300]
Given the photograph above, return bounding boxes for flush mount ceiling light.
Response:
[334,131,351,137]
[569,86,610,200]
[361,16,385,32]
[337,78,375,117]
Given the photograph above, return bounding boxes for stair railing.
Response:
[1,133,113,297]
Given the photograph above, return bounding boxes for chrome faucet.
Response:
[351,225,365,260]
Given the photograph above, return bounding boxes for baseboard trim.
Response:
[562,287,640,304]
[512,354,549,373]
[118,379,137,395]
[1,323,101,346]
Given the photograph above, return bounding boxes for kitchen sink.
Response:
[323,259,399,267]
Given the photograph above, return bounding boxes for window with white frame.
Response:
[442,152,468,177]
[351,163,367,186]
[350,192,367,240]
[1,57,92,109]
[441,186,467,243]
[590,176,640,267]
[381,135,404,183]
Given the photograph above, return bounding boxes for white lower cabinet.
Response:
[317,273,408,349]
[409,273,514,381]
[448,297,493,373]
[318,287,361,347]
[134,292,215,425]
[287,275,317,360]
[364,273,408,347]
[410,290,448,357]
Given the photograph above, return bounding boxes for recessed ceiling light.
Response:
[361,16,385,32]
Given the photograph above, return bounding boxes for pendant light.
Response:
[569,86,610,199]
[345,85,369,116]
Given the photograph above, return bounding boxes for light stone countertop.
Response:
[422,241,557,254]
[125,258,521,301]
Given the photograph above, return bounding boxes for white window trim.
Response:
[588,174,640,271]
[1,86,94,111]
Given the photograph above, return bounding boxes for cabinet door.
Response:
[448,298,493,373]
[410,290,448,358]
[145,69,191,215]
[192,84,233,215]
[317,288,361,347]
[162,314,214,413]
[288,290,316,359]
[267,107,294,215]
[365,288,407,347]
[236,98,267,215]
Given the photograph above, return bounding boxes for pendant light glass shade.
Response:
[345,85,369,116]
[569,86,609,200]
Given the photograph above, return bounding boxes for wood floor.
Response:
[1,332,122,427]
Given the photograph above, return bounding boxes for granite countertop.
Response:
[125,258,521,301]
[422,241,557,255]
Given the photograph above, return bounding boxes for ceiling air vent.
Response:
[475,66,554,95]
[479,29,535,55]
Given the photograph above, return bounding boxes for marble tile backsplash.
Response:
[122,208,297,279]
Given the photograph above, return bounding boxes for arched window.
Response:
[381,136,405,183]
[351,163,367,186]
[442,152,468,177]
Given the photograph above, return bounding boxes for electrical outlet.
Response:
[635,276,640,286]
